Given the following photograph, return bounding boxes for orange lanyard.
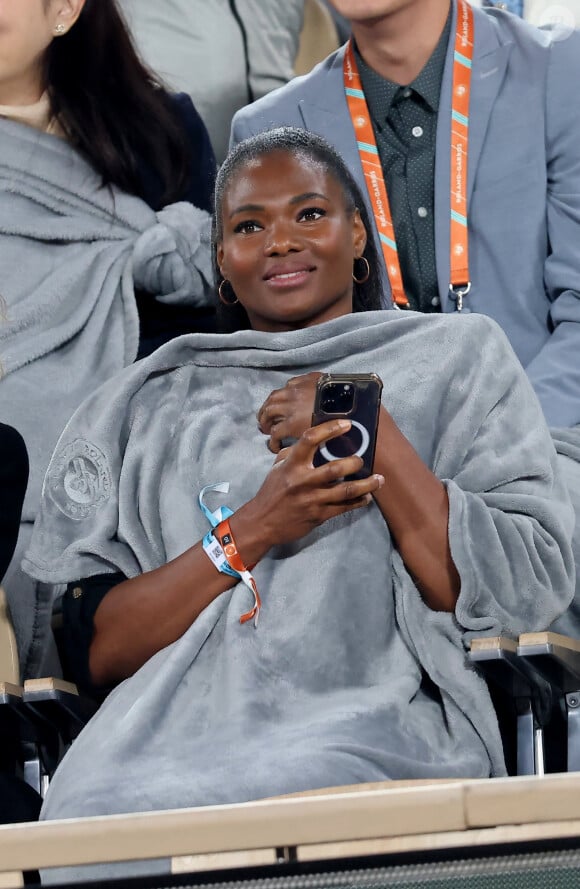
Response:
[343,0,474,310]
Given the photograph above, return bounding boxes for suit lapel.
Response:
[298,47,363,189]
[436,2,512,309]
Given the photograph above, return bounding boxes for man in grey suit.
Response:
[231,0,580,430]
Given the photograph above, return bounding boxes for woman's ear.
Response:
[52,0,86,33]
[216,243,226,279]
[352,209,367,259]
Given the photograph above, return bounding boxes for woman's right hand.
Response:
[230,419,384,566]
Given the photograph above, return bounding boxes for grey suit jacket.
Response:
[232,4,580,427]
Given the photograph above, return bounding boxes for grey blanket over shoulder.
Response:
[0,118,213,675]
[550,428,580,637]
[25,312,575,846]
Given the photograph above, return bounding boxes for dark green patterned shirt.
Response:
[356,11,451,312]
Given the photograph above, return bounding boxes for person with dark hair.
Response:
[0,0,216,678]
[213,127,383,333]
[1,0,217,351]
[39,0,216,212]
[23,130,573,881]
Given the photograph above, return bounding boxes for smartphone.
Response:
[311,373,383,480]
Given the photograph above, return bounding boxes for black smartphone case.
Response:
[311,373,383,480]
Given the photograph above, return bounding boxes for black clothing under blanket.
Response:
[0,423,28,582]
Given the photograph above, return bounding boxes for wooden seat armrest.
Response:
[0,681,23,702]
[469,636,535,697]
[22,677,98,741]
[470,636,518,655]
[23,678,79,697]
[518,632,580,694]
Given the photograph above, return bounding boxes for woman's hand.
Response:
[231,418,384,565]
[257,372,322,452]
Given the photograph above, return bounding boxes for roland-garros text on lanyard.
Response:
[343,0,474,311]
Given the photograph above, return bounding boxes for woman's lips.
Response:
[263,268,314,289]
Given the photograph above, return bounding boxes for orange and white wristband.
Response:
[199,482,262,627]
[212,518,261,627]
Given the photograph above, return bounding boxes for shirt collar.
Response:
[413,9,451,111]
[355,7,452,121]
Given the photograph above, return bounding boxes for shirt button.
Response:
[412,125,424,138]
[431,296,441,307]
[402,87,412,98]
[417,206,428,218]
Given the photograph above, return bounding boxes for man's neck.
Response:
[351,0,452,85]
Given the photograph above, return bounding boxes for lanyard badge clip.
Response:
[449,281,471,313]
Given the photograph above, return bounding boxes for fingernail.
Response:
[374,474,385,487]
[337,419,351,430]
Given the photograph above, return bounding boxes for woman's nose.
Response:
[264,221,301,255]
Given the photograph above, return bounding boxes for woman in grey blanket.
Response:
[0,0,216,676]
[25,129,574,845]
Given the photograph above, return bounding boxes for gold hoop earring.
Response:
[352,256,370,285]
[54,23,66,34]
[218,279,239,306]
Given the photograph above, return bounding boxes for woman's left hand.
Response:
[257,371,322,453]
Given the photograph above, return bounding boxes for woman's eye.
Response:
[234,220,262,234]
[299,207,325,222]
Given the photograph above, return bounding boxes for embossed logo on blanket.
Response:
[48,439,111,520]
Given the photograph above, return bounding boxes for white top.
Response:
[0,93,63,137]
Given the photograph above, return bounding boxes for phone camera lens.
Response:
[320,382,355,414]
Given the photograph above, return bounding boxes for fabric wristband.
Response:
[213,518,262,627]
[198,482,262,626]
[201,529,239,579]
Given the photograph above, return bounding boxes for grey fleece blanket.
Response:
[0,118,213,676]
[550,428,580,637]
[25,312,574,859]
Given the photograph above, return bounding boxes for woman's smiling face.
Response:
[216,150,367,333]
